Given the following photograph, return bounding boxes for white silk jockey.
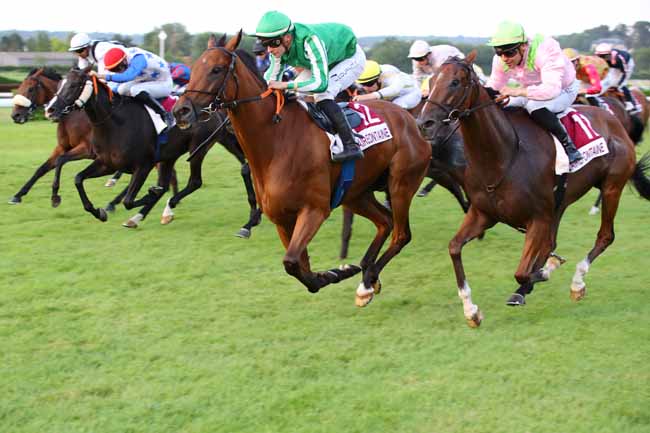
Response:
[77,41,126,74]
[410,43,464,88]
[105,47,173,99]
[356,64,421,110]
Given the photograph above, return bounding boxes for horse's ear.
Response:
[217,33,227,47]
[225,30,243,51]
[208,34,218,49]
[466,49,478,64]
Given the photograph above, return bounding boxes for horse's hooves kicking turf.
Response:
[235,228,251,238]
[51,195,61,208]
[160,215,174,225]
[105,203,116,213]
[465,309,483,328]
[506,293,526,306]
[98,208,108,222]
[570,286,586,301]
[8,196,20,205]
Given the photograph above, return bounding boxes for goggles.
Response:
[495,45,520,58]
[261,38,283,48]
[412,55,428,62]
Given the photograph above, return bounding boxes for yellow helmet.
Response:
[563,48,579,61]
[357,60,381,84]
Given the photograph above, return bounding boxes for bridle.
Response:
[49,73,118,125]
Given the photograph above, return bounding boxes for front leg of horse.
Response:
[74,160,113,222]
[161,157,203,225]
[236,162,262,238]
[449,209,494,327]
[9,159,55,204]
[509,219,553,306]
[121,164,155,228]
[51,147,88,208]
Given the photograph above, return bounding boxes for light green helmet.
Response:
[487,21,526,47]
[254,11,294,38]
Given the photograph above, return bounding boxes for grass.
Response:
[1,107,649,433]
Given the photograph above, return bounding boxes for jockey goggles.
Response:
[494,44,520,58]
[412,55,428,62]
[260,37,283,48]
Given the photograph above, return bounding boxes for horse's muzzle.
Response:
[172,100,196,130]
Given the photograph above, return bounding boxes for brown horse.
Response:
[174,33,431,306]
[418,53,650,327]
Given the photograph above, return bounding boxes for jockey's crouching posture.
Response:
[91,46,175,128]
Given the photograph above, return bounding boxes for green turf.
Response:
[1,107,649,433]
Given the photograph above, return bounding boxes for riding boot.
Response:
[621,86,641,114]
[134,91,175,128]
[317,99,363,163]
[530,108,583,164]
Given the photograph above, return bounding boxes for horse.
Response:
[336,82,470,261]
[418,53,650,327]
[9,67,124,208]
[174,32,431,306]
[44,66,261,234]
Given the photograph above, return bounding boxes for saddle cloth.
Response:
[298,100,393,157]
[554,108,608,174]
[144,96,178,135]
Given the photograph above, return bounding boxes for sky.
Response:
[2,0,649,38]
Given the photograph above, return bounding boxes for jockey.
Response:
[93,46,174,128]
[254,10,366,162]
[563,48,608,106]
[253,40,271,74]
[408,40,487,96]
[169,62,191,95]
[486,21,582,163]
[68,32,125,74]
[354,60,421,110]
[594,43,640,113]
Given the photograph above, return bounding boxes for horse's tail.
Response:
[630,152,650,200]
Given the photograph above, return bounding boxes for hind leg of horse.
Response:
[449,207,496,327]
[343,193,393,306]
[339,207,355,261]
[105,171,123,187]
[51,145,90,208]
[571,183,623,301]
[106,185,128,212]
[507,218,553,306]
[417,179,437,197]
[163,155,202,225]
[125,162,174,228]
[237,162,262,238]
[121,163,156,211]
[74,160,115,221]
[9,154,59,204]
[435,171,470,213]
[537,206,569,283]
[589,191,603,215]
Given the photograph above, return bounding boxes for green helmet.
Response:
[487,21,526,47]
[255,11,294,38]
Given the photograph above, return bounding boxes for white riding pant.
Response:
[392,87,422,110]
[116,77,173,99]
[507,80,579,114]
[294,44,366,103]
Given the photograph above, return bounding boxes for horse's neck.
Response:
[84,86,115,126]
[461,101,519,174]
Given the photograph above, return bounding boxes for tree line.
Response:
[2,21,649,78]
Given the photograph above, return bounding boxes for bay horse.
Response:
[418,53,650,327]
[9,68,123,208]
[174,33,431,306]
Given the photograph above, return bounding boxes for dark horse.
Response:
[174,33,431,306]
[45,66,261,234]
[418,53,650,327]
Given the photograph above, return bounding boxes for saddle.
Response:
[306,102,363,133]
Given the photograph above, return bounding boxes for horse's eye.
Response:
[211,66,223,74]
[450,79,460,87]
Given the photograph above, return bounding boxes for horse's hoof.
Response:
[104,178,117,188]
[372,278,382,295]
[588,206,600,216]
[355,283,375,307]
[8,196,21,205]
[122,219,138,229]
[570,285,586,302]
[160,214,174,225]
[465,308,483,328]
[51,195,61,208]
[97,208,108,222]
[105,203,116,213]
[417,189,429,197]
[506,293,526,306]
[235,227,251,238]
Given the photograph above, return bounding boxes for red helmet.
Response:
[104,47,127,71]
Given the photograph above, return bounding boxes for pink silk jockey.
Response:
[486,35,576,101]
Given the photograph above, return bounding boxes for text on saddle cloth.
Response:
[554,109,609,175]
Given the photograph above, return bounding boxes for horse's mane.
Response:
[26,67,62,81]
[234,48,267,88]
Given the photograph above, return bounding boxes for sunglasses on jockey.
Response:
[260,37,283,48]
[412,55,428,62]
[494,44,521,58]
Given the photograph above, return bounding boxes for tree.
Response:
[111,34,134,47]
[26,31,51,52]
[630,21,650,50]
[366,37,411,72]
[50,37,68,52]
[143,23,192,62]
[633,47,650,79]
[0,32,25,51]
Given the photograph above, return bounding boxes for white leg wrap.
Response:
[571,258,590,291]
[458,281,478,318]
[356,282,374,297]
[541,256,562,280]
[129,213,144,224]
[162,199,174,217]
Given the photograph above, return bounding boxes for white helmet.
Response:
[594,42,613,55]
[408,40,431,59]
[69,33,91,51]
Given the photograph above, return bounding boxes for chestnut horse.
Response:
[418,53,650,327]
[174,33,430,306]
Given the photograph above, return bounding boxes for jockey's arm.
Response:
[264,54,285,82]
[105,54,147,83]
[286,35,329,92]
[375,72,403,100]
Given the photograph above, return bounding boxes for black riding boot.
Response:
[317,99,363,162]
[134,91,175,128]
[621,86,640,113]
[530,108,582,164]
